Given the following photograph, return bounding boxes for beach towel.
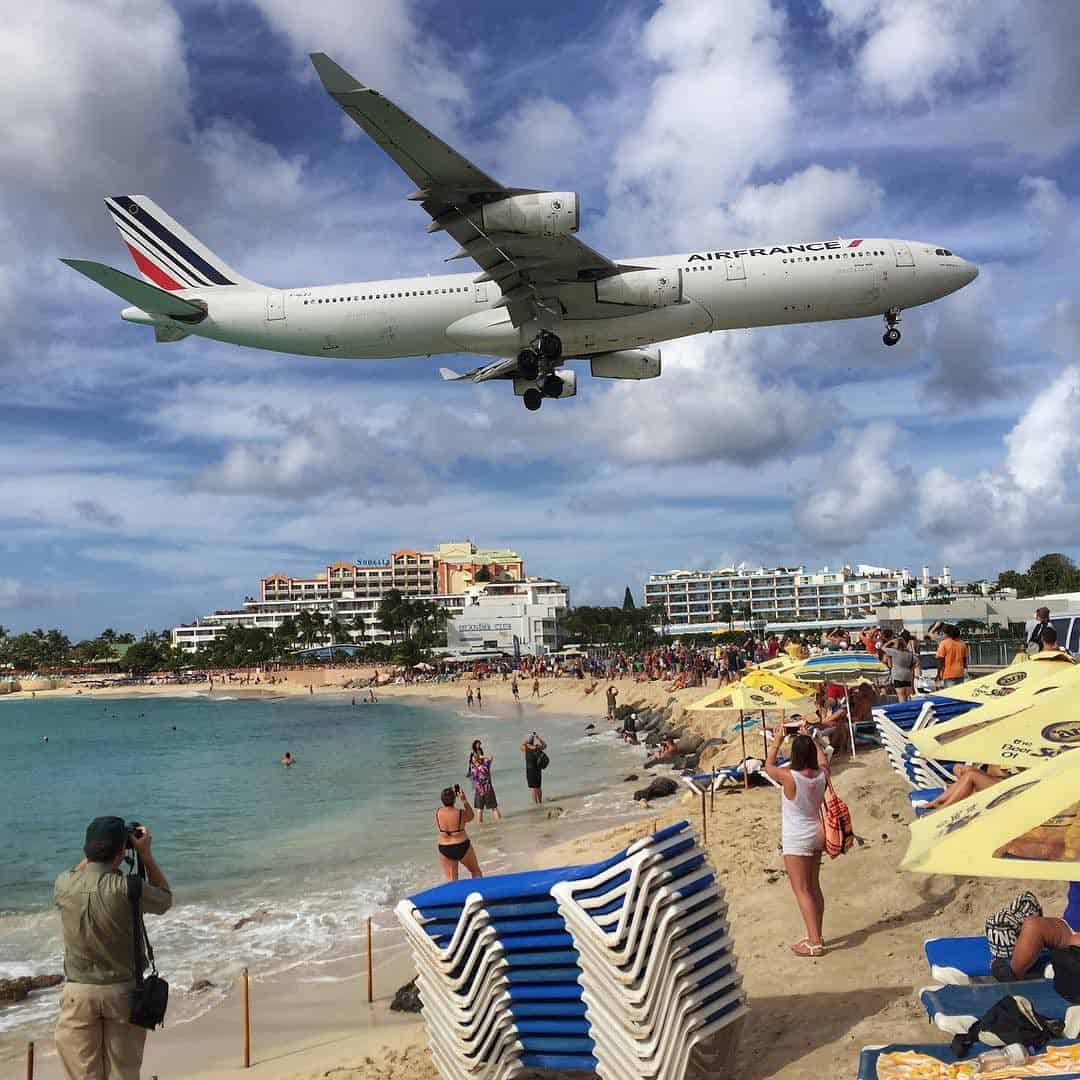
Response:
[876,1042,1080,1078]
[986,892,1043,960]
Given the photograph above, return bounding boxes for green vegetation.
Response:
[562,604,664,647]
[997,553,1080,598]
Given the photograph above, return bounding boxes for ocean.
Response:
[0,691,644,1049]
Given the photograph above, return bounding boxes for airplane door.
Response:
[266,293,286,320]
[893,243,914,268]
[725,257,746,281]
[474,283,489,303]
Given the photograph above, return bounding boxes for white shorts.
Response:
[783,825,825,857]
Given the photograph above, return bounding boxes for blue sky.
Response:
[3,0,1079,639]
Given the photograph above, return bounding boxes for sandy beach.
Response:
[7,676,1067,1079]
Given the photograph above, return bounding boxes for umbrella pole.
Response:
[845,684,857,758]
[739,710,749,791]
[761,710,768,759]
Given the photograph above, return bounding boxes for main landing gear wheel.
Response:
[523,388,543,411]
[517,348,539,381]
[535,331,563,363]
[541,373,564,398]
[882,307,902,347]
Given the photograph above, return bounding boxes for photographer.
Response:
[54,817,172,1080]
[435,786,483,882]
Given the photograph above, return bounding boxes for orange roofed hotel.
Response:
[171,542,528,652]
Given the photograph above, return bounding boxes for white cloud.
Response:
[793,421,911,543]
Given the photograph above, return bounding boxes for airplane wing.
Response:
[310,53,620,328]
[439,357,519,383]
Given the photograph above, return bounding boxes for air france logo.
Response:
[1040,721,1080,745]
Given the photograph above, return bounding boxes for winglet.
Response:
[309,53,366,95]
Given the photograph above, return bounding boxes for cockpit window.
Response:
[935,248,954,257]
[944,250,953,256]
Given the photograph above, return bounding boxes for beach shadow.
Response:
[733,985,911,1078]
[825,880,962,953]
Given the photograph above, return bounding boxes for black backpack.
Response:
[950,994,1064,1059]
[1051,946,1080,1004]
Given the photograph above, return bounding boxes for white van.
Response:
[1025,613,1080,656]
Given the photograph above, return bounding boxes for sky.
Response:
[3,0,1080,639]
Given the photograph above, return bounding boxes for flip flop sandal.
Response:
[791,940,826,957]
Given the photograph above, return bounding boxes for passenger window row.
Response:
[303,287,470,305]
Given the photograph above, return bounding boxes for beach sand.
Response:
[9,678,1068,1078]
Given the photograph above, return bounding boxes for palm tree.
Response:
[719,603,734,630]
[349,615,367,646]
[308,610,327,646]
[294,610,313,647]
[326,616,347,646]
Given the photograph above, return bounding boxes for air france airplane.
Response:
[65,54,978,412]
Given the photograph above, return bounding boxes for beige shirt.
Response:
[54,864,172,985]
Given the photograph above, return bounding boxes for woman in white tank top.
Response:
[765,726,829,957]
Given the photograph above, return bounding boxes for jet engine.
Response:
[590,349,662,380]
[478,192,579,237]
[594,268,682,308]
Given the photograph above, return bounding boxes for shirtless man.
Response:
[994,881,1080,980]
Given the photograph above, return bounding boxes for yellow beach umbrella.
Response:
[740,668,815,700]
[909,676,1080,768]
[934,650,1080,706]
[688,685,809,789]
[902,754,1080,882]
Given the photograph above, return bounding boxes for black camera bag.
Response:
[128,876,169,1029]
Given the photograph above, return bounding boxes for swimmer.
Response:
[280,752,295,767]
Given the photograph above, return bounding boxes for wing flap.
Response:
[439,357,519,383]
[61,259,207,319]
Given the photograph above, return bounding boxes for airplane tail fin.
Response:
[104,195,259,290]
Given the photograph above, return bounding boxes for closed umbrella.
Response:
[688,685,810,789]
[793,652,889,757]
[901,754,1080,881]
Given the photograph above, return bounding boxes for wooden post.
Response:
[710,769,715,813]
[738,710,749,791]
[761,710,769,759]
[366,916,374,1004]
[26,1041,33,1080]
[241,967,251,1068]
[700,791,708,845]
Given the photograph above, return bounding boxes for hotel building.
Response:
[172,541,527,652]
[643,564,952,634]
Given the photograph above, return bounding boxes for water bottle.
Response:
[973,1043,1031,1072]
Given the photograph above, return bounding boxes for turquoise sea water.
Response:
[0,691,641,1043]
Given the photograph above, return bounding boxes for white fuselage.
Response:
[125,237,977,361]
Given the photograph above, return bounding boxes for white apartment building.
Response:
[446,580,570,658]
[643,564,952,635]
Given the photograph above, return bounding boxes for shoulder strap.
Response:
[128,875,156,984]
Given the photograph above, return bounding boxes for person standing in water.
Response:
[435,786,482,881]
[466,685,474,709]
[468,740,502,823]
[521,732,547,804]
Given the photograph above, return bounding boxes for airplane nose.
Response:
[964,260,979,284]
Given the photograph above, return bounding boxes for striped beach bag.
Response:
[820,775,855,858]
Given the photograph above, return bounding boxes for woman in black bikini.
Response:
[435,785,483,881]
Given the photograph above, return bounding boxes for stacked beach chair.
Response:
[395,821,746,1080]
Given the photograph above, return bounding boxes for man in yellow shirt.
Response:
[936,625,968,687]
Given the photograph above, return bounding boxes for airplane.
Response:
[64,53,979,412]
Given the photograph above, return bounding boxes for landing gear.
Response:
[517,348,539,381]
[535,330,562,363]
[541,373,564,398]
[882,307,902,347]
[522,388,543,411]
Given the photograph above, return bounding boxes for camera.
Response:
[453,784,461,795]
[125,821,144,847]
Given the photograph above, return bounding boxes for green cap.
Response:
[83,816,126,859]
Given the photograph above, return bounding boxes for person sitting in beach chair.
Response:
[927,763,1010,811]
[993,881,1080,981]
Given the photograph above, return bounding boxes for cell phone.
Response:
[454,784,461,794]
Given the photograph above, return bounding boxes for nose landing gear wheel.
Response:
[517,349,539,381]
[523,388,543,411]
[883,327,901,347]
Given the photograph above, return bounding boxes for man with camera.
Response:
[54,817,172,1079]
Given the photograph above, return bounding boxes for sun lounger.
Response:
[924,935,1053,985]
[857,1040,1080,1079]
[683,758,785,792]
[873,694,980,733]
[919,978,1080,1036]
[874,712,955,791]
[907,788,943,815]
[397,820,745,1080]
